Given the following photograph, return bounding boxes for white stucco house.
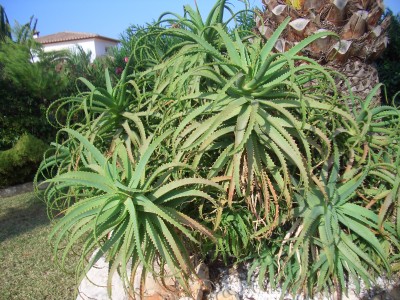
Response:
[35,32,119,62]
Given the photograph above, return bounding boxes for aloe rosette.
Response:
[42,128,223,297]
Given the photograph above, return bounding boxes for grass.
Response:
[0,192,78,300]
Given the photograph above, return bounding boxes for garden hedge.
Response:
[0,133,48,188]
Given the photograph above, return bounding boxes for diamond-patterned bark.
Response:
[257,0,391,105]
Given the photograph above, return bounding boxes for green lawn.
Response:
[0,192,78,300]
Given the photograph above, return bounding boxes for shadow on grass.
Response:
[0,196,50,243]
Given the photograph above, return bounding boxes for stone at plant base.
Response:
[140,272,178,300]
[135,263,211,300]
[133,262,179,300]
[77,251,212,300]
[187,263,211,300]
[149,260,211,300]
[144,295,176,300]
[215,290,240,300]
[76,255,128,300]
[76,253,178,300]
[77,256,400,300]
[133,260,212,300]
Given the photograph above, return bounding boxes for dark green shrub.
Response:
[0,22,66,149]
[0,134,48,188]
[0,6,109,150]
[377,11,400,104]
[0,76,57,150]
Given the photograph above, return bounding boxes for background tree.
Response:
[13,15,38,44]
[377,10,400,104]
[0,5,117,150]
[0,7,66,149]
[0,5,11,41]
[0,41,68,99]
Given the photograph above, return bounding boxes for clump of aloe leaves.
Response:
[36,1,400,299]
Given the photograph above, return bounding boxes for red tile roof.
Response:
[35,32,119,44]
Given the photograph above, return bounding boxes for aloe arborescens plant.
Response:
[36,1,400,299]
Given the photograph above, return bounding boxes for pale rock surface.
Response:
[76,254,210,300]
[76,256,128,300]
[215,290,240,300]
[189,263,212,300]
[207,266,399,300]
[76,255,399,300]
[76,254,177,300]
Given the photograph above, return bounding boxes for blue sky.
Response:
[2,0,399,40]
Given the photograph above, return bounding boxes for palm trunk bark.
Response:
[256,0,391,106]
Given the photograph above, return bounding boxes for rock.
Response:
[137,261,211,300]
[76,251,180,300]
[342,291,360,300]
[144,295,177,300]
[196,262,211,291]
[135,263,179,300]
[0,182,33,198]
[130,256,213,300]
[76,250,213,300]
[76,255,128,300]
[188,263,211,300]
[77,254,400,300]
[215,290,240,300]
[143,296,167,300]
[174,262,212,300]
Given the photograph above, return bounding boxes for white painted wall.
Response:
[93,39,118,57]
[42,38,118,62]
